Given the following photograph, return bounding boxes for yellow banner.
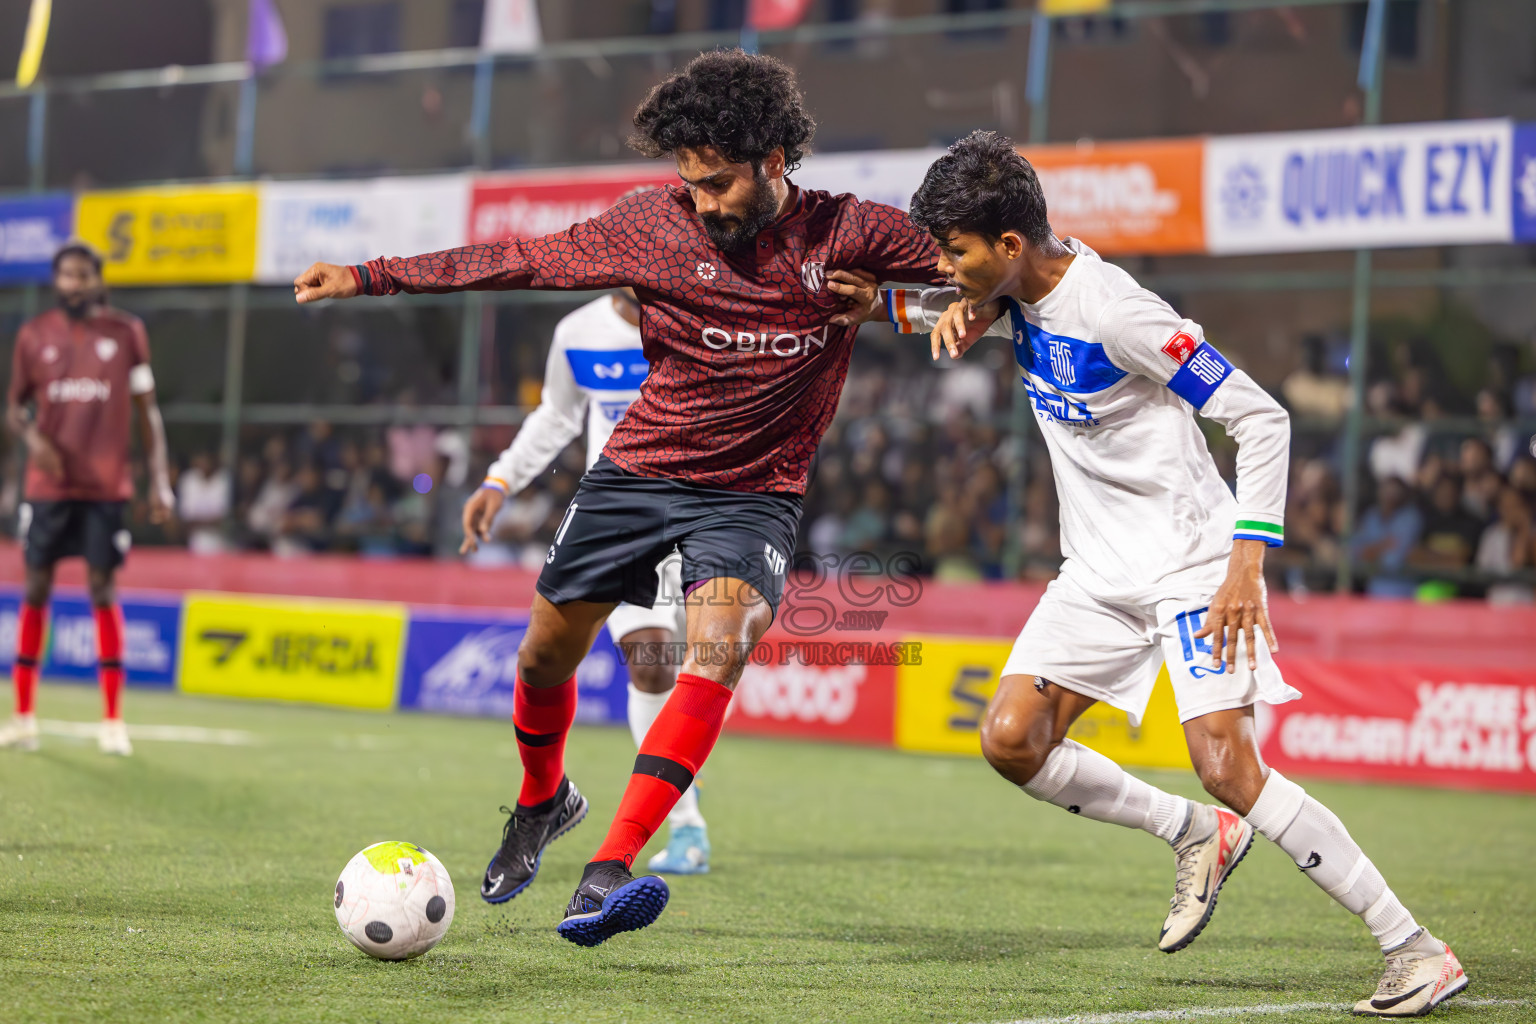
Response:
[895,635,1192,770]
[179,593,405,710]
[1041,0,1110,13]
[75,185,259,285]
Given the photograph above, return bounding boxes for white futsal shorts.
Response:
[1001,571,1301,726]
[605,550,687,641]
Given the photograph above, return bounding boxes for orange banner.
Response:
[1020,137,1205,255]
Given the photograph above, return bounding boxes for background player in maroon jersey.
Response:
[293,50,938,946]
[0,243,174,756]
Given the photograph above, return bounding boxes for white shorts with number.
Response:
[1001,571,1301,726]
[605,550,687,641]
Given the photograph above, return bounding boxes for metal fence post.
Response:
[219,283,249,514]
[1335,0,1387,592]
[220,73,259,523]
[470,55,494,171]
[1004,13,1053,578]
[21,87,48,321]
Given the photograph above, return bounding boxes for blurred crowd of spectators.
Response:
[9,324,1531,605]
[1276,335,1536,602]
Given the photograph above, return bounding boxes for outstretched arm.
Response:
[295,195,653,304]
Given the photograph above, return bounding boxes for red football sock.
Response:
[94,604,125,721]
[591,673,732,869]
[514,675,577,810]
[12,603,45,716]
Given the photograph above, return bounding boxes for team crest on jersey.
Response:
[41,345,58,363]
[1048,338,1076,386]
[1161,332,1197,365]
[695,261,718,281]
[94,338,118,362]
[800,261,825,294]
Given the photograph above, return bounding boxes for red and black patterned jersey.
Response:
[353,184,942,493]
[8,307,151,502]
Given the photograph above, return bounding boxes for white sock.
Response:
[1022,739,1191,843]
[626,683,706,830]
[1245,770,1419,952]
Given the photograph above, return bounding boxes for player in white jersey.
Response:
[460,290,709,876]
[884,132,1466,1018]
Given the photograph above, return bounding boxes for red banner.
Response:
[1262,658,1536,793]
[468,166,676,244]
[725,643,896,746]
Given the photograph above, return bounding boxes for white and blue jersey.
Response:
[485,296,648,494]
[888,238,1290,605]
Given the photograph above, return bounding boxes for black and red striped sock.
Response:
[12,603,44,716]
[514,675,577,811]
[94,604,124,721]
[590,673,732,870]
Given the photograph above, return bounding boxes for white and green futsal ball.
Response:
[334,841,455,960]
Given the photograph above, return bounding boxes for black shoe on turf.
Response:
[556,859,670,948]
[480,777,588,904]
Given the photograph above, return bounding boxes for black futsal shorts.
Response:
[535,458,802,618]
[20,500,130,571]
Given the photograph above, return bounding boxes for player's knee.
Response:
[627,658,677,695]
[23,578,51,607]
[87,576,115,608]
[516,633,579,689]
[1192,750,1263,813]
[980,705,1051,781]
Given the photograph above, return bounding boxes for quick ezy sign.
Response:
[1204,119,1512,254]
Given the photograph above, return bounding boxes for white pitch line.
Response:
[983,997,1523,1024]
[39,719,260,746]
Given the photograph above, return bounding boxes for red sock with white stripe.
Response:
[590,673,732,870]
[94,604,125,722]
[12,603,45,716]
[513,675,577,811]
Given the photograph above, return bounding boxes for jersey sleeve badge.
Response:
[1161,331,1198,365]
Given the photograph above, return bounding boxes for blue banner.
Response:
[398,610,627,724]
[1513,124,1536,242]
[0,588,181,688]
[0,193,74,284]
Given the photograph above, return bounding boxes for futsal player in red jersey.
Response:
[0,243,174,756]
[294,50,940,946]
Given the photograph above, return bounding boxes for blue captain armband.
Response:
[1166,342,1234,409]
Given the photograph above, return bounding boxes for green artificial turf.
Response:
[1,683,1531,1023]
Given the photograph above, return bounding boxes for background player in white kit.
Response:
[884,132,1467,1019]
[460,288,710,877]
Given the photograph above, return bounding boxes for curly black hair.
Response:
[51,240,104,275]
[630,50,816,172]
[909,130,1053,247]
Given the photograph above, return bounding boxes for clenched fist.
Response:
[293,263,360,304]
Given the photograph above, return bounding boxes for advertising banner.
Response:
[178,593,406,709]
[1204,119,1513,254]
[893,636,1192,769]
[468,165,677,244]
[255,175,470,284]
[0,193,73,285]
[1512,123,1536,243]
[75,185,260,284]
[793,148,946,213]
[0,588,179,687]
[1023,138,1205,255]
[397,610,627,725]
[725,640,898,746]
[1261,658,1536,794]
